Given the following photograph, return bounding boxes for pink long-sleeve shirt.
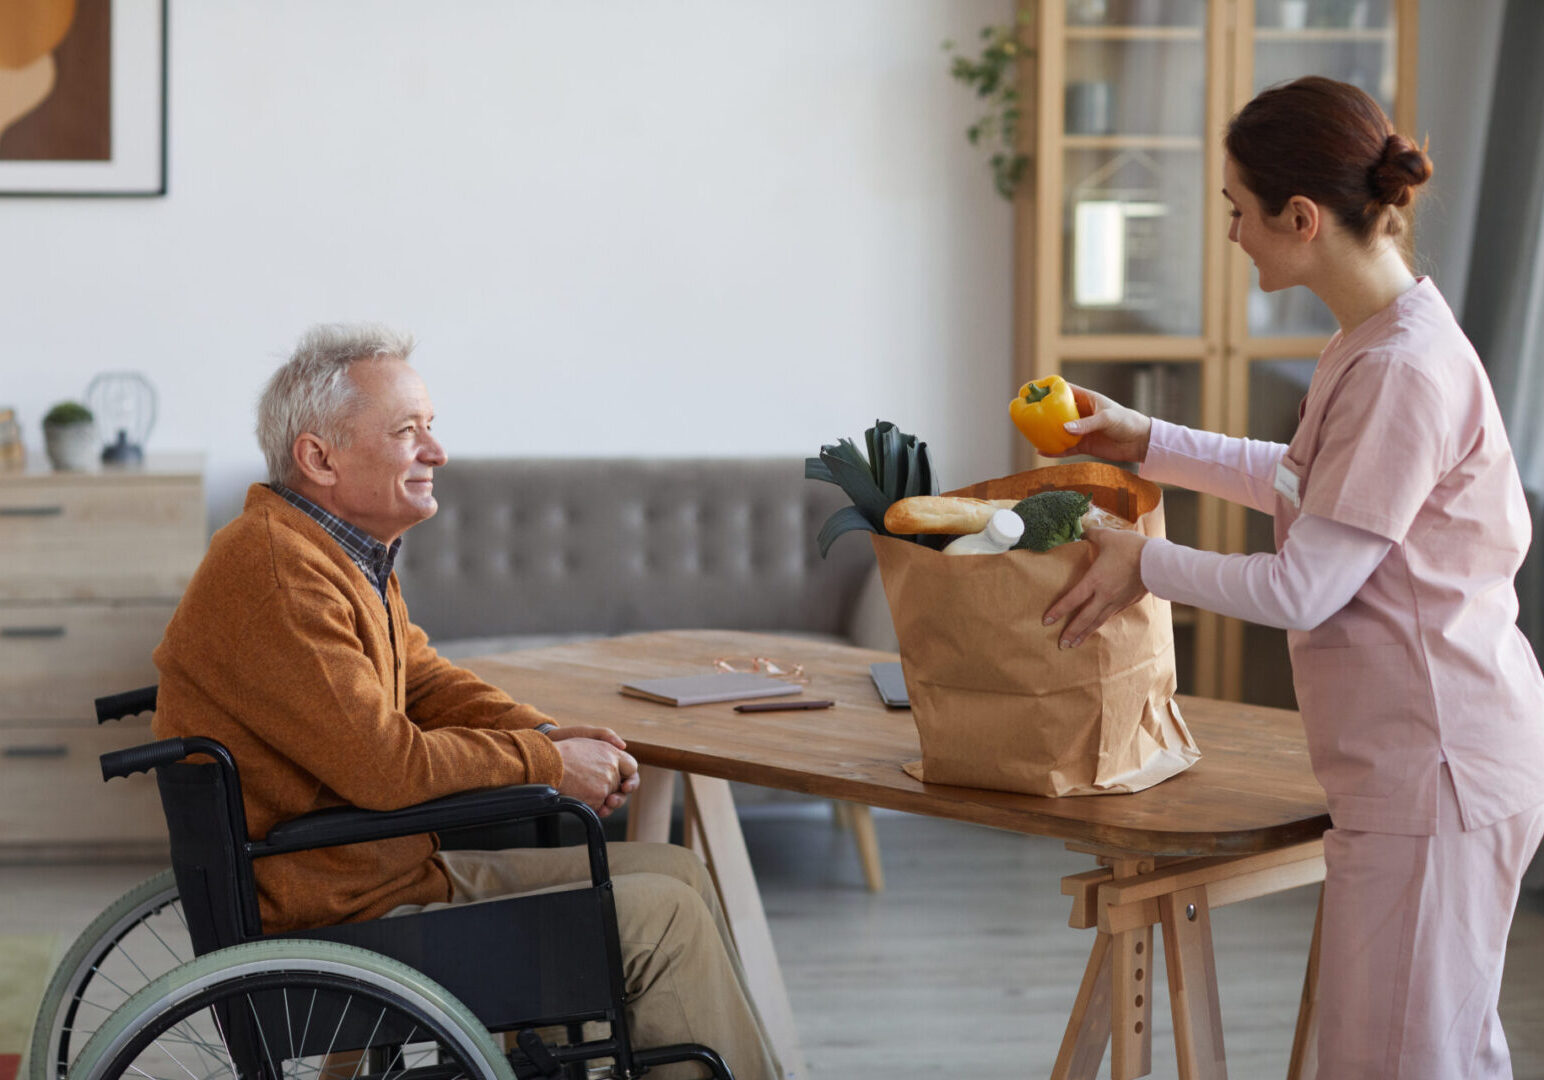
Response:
[1133,278,1544,835]
[1137,419,1391,631]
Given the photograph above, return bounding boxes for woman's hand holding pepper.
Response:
[1043,525,1151,649]
[1056,385,1154,464]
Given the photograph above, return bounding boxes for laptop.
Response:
[869,662,910,709]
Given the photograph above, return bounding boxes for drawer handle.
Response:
[3,744,68,759]
[1,626,66,638]
[0,505,64,517]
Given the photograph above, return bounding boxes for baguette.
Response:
[884,496,1018,535]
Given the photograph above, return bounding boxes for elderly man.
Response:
[152,323,780,1080]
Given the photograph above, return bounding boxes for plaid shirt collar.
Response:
[269,484,400,601]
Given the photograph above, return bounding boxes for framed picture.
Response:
[0,0,168,197]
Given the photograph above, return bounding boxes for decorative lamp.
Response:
[85,372,158,465]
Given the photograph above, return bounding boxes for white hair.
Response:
[256,323,417,487]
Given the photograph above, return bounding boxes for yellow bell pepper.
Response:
[1010,376,1081,454]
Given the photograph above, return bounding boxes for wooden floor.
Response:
[5,805,1542,1079]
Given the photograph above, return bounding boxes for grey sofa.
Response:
[394,458,896,659]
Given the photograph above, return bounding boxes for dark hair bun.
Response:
[1371,133,1433,207]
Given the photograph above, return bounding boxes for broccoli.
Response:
[1010,490,1093,552]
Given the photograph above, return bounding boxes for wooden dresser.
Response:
[0,455,205,857]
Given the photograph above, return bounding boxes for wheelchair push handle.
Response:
[100,735,233,782]
[97,684,158,723]
[101,737,190,780]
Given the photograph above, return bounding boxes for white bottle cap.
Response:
[983,508,1024,548]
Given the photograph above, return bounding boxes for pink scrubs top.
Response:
[1276,277,1544,835]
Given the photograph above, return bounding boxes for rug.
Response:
[0,935,58,1080]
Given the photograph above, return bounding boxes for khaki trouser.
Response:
[391,841,781,1080]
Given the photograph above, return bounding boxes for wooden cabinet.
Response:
[1015,0,1417,702]
[0,456,204,854]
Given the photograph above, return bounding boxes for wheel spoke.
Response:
[138,1026,210,1080]
[324,995,353,1062]
[149,1013,235,1080]
[249,994,284,1080]
[349,1009,390,1080]
[210,996,239,1079]
[138,911,191,967]
[377,1026,420,1080]
[298,988,319,1064]
[83,965,146,1004]
[76,952,499,1080]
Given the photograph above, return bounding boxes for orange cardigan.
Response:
[153,484,563,932]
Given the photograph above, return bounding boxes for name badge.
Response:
[1274,461,1302,508]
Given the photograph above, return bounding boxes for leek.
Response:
[805,420,938,556]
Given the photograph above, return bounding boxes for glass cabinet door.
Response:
[1059,0,1210,336]
[1041,0,1220,696]
[1245,0,1400,337]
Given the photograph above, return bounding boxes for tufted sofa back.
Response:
[393,458,877,646]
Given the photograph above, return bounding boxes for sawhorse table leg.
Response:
[1056,840,1325,1080]
[1286,884,1324,1080]
[1160,887,1225,1079]
[1055,854,1155,1080]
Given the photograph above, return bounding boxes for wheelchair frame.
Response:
[43,686,733,1080]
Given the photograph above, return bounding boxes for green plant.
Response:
[44,401,93,425]
[944,7,1033,200]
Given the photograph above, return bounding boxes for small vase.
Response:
[44,421,99,471]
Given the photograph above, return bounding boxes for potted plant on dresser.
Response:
[42,401,97,471]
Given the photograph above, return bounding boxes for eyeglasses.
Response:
[712,655,808,684]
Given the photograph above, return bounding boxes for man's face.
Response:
[324,357,446,544]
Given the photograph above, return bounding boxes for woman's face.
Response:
[1223,156,1302,292]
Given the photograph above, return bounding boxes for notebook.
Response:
[869,662,910,709]
[619,671,802,707]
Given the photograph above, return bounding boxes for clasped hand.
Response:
[549,726,639,816]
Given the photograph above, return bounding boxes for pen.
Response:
[734,699,836,713]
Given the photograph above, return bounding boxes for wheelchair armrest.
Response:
[254,784,615,888]
[254,784,563,856]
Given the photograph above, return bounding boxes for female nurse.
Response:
[1044,75,1544,1079]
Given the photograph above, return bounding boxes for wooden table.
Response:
[463,629,1332,1080]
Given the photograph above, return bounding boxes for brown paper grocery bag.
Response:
[873,462,1199,796]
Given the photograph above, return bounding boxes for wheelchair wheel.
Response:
[68,939,513,1080]
[28,869,189,1080]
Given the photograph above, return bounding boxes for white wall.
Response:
[1,1,1500,533]
[1,0,1017,529]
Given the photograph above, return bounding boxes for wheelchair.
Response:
[31,690,546,1080]
[44,686,734,1080]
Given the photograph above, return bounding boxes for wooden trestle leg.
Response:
[1160,887,1226,1080]
[1056,841,1326,1080]
[1051,930,1114,1080]
[1286,884,1324,1080]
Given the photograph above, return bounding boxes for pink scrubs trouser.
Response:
[1317,766,1544,1079]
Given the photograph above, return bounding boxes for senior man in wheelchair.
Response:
[150,322,781,1080]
